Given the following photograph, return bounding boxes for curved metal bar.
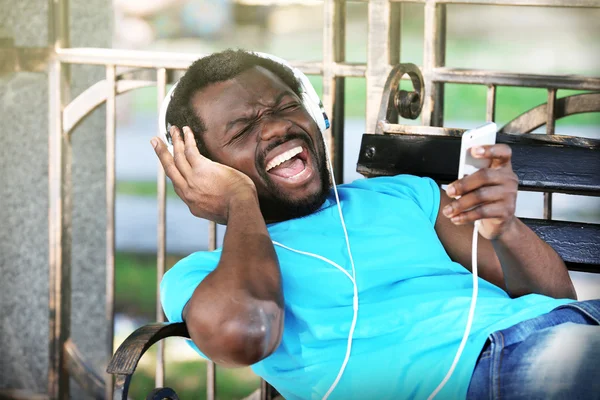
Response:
[64,339,105,399]
[62,79,156,136]
[376,64,425,134]
[107,322,189,376]
[500,92,600,134]
[109,323,189,400]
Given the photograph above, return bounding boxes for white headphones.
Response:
[157,51,330,154]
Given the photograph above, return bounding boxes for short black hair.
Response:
[165,49,302,156]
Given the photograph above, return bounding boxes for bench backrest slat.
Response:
[523,218,600,271]
[357,133,600,196]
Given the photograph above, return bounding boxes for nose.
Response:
[259,115,292,142]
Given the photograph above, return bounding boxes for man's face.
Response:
[192,66,331,222]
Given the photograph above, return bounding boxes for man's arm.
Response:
[183,192,284,367]
[153,126,284,367]
[435,144,576,300]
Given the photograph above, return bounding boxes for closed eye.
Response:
[279,102,300,112]
[229,123,254,144]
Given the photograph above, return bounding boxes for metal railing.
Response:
[40,0,600,399]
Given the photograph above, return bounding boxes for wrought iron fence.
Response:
[37,0,600,399]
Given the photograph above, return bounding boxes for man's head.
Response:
[166,49,331,222]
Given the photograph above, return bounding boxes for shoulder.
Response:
[345,175,438,199]
[343,175,440,224]
[163,250,221,282]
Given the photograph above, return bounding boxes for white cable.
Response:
[272,238,359,400]
[273,135,359,400]
[427,220,480,400]
[271,241,354,284]
[320,136,359,400]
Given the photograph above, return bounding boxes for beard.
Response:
[256,132,332,223]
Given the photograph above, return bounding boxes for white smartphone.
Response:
[457,122,497,180]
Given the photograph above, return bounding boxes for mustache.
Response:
[257,131,315,169]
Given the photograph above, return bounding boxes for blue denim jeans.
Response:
[467,300,600,400]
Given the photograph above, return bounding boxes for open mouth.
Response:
[264,141,314,185]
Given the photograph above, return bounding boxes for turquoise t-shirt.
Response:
[161,175,573,400]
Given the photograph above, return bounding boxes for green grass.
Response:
[117,180,179,199]
[115,252,185,318]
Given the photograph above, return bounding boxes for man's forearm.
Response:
[185,192,284,366]
[492,217,576,299]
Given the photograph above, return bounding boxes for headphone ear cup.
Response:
[294,73,330,133]
[158,82,180,156]
[301,93,327,133]
[164,123,175,155]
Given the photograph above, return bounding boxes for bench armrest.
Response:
[107,322,189,399]
[108,322,281,400]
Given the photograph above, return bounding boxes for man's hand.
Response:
[152,126,257,225]
[442,144,519,240]
[437,143,575,299]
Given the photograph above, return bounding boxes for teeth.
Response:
[266,146,303,171]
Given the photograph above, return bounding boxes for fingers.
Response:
[171,126,193,176]
[182,126,207,168]
[447,168,511,198]
[443,143,517,234]
[444,201,511,225]
[151,135,186,188]
[442,185,514,220]
[471,144,512,168]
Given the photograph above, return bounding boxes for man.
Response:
[153,49,599,399]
